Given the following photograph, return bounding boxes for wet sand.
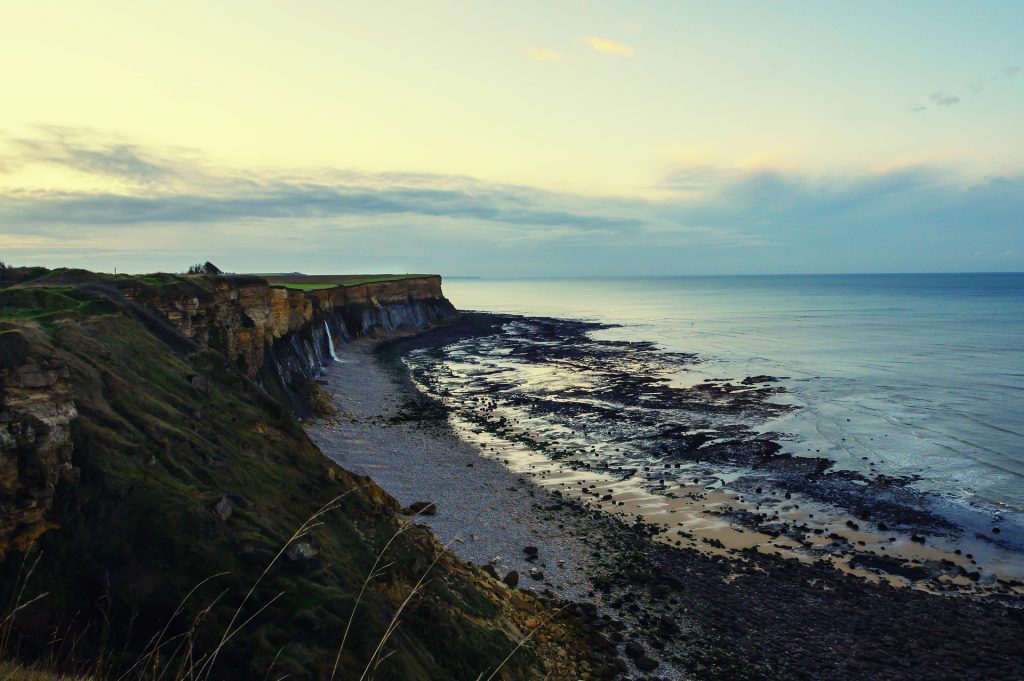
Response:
[448,410,1024,595]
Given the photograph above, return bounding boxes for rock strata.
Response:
[0,328,77,554]
[0,271,457,555]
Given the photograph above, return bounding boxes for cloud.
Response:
[3,126,184,186]
[655,166,728,192]
[959,66,1020,96]
[0,185,649,234]
[622,20,642,33]
[910,103,928,114]
[0,129,646,234]
[1,129,1021,276]
[582,36,635,57]
[929,91,960,107]
[525,46,564,62]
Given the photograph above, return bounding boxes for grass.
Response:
[116,273,180,288]
[271,275,432,291]
[0,287,118,329]
[272,283,343,291]
[0,662,93,681]
[1,501,560,681]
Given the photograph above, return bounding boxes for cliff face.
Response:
[0,328,77,554]
[271,278,457,414]
[0,272,456,558]
[315,276,454,338]
[122,275,455,384]
[121,280,311,376]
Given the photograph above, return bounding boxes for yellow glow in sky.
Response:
[2,1,1020,198]
[0,1,1022,276]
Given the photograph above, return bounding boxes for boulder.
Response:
[214,495,233,521]
[286,541,319,561]
[403,501,437,516]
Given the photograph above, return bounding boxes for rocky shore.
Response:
[308,313,1024,681]
[4,267,1023,680]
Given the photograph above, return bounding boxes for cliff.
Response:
[0,327,77,555]
[0,271,456,554]
[0,269,598,680]
[119,274,455,378]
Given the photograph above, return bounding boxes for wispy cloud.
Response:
[622,20,642,33]
[582,36,635,57]
[0,185,648,232]
[975,64,1023,91]
[655,166,728,193]
[0,129,646,234]
[1,129,1021,275]
[920,66,1020,110]
[929,91,960,107]
[525,46,564,62]
[3,126,185,186]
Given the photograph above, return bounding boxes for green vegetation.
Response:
[272,275,432,291]
[0,286,118,328]
[0,268,432,303]
[273,282,342,291]
[0,270,219,336]
[0,266,51,289]
[0,662,92,681]
[119,272,180,287]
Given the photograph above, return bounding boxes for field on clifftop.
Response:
[263,274,433,291]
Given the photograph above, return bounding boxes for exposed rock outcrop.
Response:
[121,276,455,408]
[0,272,456,555]
[0,327,77,555]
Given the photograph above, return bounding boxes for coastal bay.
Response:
[307,312,1024,680]
[4,4,1022,678]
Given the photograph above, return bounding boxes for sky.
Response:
[0,0,1021,276]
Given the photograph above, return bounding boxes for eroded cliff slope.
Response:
[0,269,596,681]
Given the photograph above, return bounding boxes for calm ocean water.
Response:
[442,274,1024,536]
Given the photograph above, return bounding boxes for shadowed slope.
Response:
[0,274,593,680]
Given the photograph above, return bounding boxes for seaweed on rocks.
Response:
[374,311,1024,681]
[398,312,962,536]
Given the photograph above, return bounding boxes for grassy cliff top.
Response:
[262,274,435,291]
[0,268,223,330]
[0,267,437,300]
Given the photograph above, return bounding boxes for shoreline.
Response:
[307,340,672,678]
[402,312,1024,593]
[307,339,603,602]
[307,316,1024,679]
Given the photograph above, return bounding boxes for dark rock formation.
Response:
[0,327,77,555]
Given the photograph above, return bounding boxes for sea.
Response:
[436,274,1024,557]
